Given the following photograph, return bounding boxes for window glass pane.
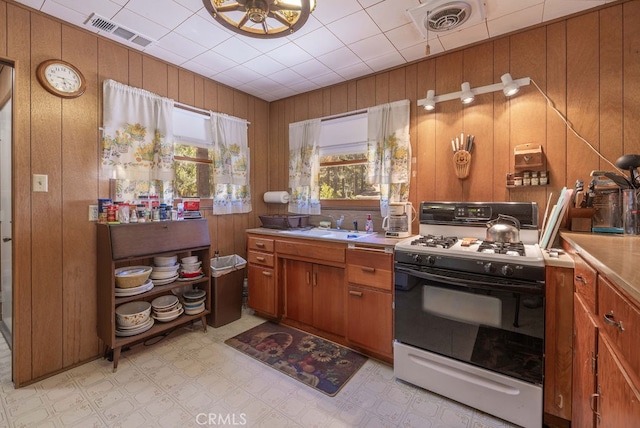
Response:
[319,161,379,200]
[174,144,212,198]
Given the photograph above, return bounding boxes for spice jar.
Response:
[539,171,548,185]
[531,171,539,186]
[523,171,531,186]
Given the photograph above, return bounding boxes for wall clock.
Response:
[36,59,86,99]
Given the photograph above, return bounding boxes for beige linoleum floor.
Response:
[0,312,517,427]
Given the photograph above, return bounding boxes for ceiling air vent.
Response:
[85,13,155,48]
[407,0,485,37]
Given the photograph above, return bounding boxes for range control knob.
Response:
[426,255,436,266]
[501,265,514,276]
[413,254,422,264]
[483,263,495,273]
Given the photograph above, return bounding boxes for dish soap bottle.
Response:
[365,214,374,233]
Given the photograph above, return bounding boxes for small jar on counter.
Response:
[539,171,548,185]
[523,171,531,186]
[531,171,539,186]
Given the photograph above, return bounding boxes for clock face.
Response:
[36,59,86,98]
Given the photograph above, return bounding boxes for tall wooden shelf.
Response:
[97,219,211,371]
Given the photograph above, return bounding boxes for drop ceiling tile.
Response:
[211,37,262,63]
[266,43,314,67]
[350,34,396,61]
[358,0,384,7]
[112,8,172,41]
[312,0,363,25]
[125,0,193,29]
[438,23,490,51]
[484,0,542,19]
[285,15,323,40]
[144,44,189,65]
[40,1,87,28]
[487,5,544,38]
[401,40,441,62]
[543,0,605,22]
[317,47,363,69]
[334,62,374,80]
[294,27,345,57]
[220,65,263,84]
[385,22,426,51]
[173,0,204,12]
[191,50,238,73]
[310,71,345,87]
[242,36,290,54]
[365,0,418,32]
[288,79,322,93]
[327,10,379,45]
[181,59,217,78]
[269,68,305,85]
[157,31,208,58]
[49,0,122,17]
[243,55,288,76]
[290,59,332,79]
[174,14,231,48]
[16,0,44,9]
[365,50,406,72]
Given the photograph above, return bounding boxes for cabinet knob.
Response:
[361,266,375,273]
[349,290,363,297]
[256,256,265,262]
[603,311,625,331]
[261,271,272,277]
[575,274,586,284]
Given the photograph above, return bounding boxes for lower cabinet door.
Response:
[572,293,598,428]
[312,264,345,337]
[285,260,313,325]
[248,264,276,317]
[347,285,392,356]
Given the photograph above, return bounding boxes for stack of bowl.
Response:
[182,289,206,315]
[151,255,180,285]
[114,266,153,297]
[179,256,203,279]
[115,301,153,336]
[151,295,183,322]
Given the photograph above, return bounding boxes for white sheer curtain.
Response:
[101,79,175,203]
[288,119,322,214]
[366,99,411,216]
[210,112,252,215]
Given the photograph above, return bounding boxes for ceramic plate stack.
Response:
[115,301,153,336]
[151,255,180,285]
[151,295,183,322]
[115,278,154,297]
[178,256,204,281]
[182,289,206,315]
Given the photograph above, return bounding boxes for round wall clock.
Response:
[36,59,86,99]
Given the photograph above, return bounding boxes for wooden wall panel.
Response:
[492,37,511,202]
[142,56,168,96]
[330,83,347,115]
[30,13,64,378]
[61,25,99,366]
[623,0,640,157]
[375,72,389,105]
[389,68,406,103]
[128,51,142,89]
[0,1,5,55]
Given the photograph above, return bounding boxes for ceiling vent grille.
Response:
[85,13,155,48]
[407,0,485,37]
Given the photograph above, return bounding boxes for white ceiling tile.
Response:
[327,10,380,45]
[125,0,192,29]
[334,62,374,80]
[223,65,264,84]
[173,0,204,13]
[385,23,426,51]
[211,37,262,63]
[487,5,544,38]
[317,47,363,69]
[288,79,322,93]
[283,15,324,41]
[266,43,314,67]
[40,1,87,28]
[484,0,542,19]
[211,72,245,89]
[358,0,385,8]
[543,0,605,22]
[181,59,217,78]
[241,36,290,54]
[349,34,396,61]
[400,40,442,62]
[174,14,231,48]
[243,55,287,76]
[47,0,122,18]
[438,23,490,51]
[366,0,418,32]
[144,44,189,65]
[310,71,345,87]
[290,59,332,79]
[365,51,406,72]
[191,50,238,73]
[14,0,45,9]
[157,31,208,58]
[294,27,345,57]
[312,0,363,24]
[268,68,303,85]
[111,8,171,40]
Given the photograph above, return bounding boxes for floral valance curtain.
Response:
[288,119,322,214]
[210,112,251,215]
[366,99,411,216]
[101,79,175,203]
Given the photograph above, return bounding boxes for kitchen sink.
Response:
[279,227,370,241]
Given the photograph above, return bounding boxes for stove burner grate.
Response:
[411,235,458,249]
[478,241,526,256]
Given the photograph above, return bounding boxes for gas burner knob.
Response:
[501,265,514,276]
[426,255,436,266]
[413,254,422,264]
[483,263,496,273]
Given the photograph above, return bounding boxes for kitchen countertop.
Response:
[561,231,640,304]
[246,227,411,249]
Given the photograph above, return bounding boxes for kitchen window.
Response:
[173,107,214,199]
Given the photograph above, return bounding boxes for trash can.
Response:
[208,254,247,328]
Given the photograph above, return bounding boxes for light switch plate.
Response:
[33,174,48,192]
[89,205,98,221]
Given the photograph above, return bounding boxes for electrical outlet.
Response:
[89,205,99,221]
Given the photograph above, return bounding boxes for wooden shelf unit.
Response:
[97,219,211,371]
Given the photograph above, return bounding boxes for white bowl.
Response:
[184,302,205,315]
[153,303,183,318]
[181,256,198,264]
[152,263,180,272]
[152,295,179,310]
[181,261,202,272]
[150,269,180,280]
[115,301,151,327]
[154,255,178,267]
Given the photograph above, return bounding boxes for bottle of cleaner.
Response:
[365,214,374,233]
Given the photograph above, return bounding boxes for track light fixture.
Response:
[417,73,531,111]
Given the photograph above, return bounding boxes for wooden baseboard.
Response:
[544,413,571,428]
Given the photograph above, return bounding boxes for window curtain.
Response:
[210,112,252,215]
[366,99,411,216]
[288,119,322,214]
[101,79,175,203]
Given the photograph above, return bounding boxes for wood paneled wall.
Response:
[1,1,268,386]
[2,0,639,386]
[269,0,640,233]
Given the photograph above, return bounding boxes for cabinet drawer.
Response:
[346,249,392,291]
[248,236,274,253]
[598,275,640,376]
[248,250,274,267]
[276,239,345,263]
[573,254,597,314]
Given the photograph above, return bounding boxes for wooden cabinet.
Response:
[247,235,277,317]
[285,259,345,336]
[573,293,598,428]
[97,220,211,371]
[346,247,393,361]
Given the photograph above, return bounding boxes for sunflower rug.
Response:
[225,321,368,396]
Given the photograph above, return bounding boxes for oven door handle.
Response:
[394,264,541,294]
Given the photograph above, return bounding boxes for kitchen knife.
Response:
[455,137,459,151]
[468,135,474,153]
[451,139,456,153]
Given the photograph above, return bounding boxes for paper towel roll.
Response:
[263,191,290,204]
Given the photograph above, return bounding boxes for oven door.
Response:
[394,262,544,385]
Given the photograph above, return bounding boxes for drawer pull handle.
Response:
[590,392,600,417]
[349,290,363,297]
[361,267,376,273]
[306,271,311,285]
[261,271,272,277]
[256,256,266,262]
[603,311,625,331]
[575,274,586,284]
[256,242,265,248]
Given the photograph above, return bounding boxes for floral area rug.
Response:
[225,321,367,396]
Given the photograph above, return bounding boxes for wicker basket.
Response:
[115,266,152,289]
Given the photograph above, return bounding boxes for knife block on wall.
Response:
[453,150,471,179]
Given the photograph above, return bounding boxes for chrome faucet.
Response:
[336,215,344,229]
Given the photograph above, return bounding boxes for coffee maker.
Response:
[382,202,413,238]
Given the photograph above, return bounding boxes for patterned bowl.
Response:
[115,301,151,328]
